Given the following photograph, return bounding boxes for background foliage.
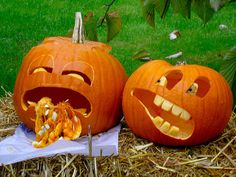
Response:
[0,0,235,100]
[140,0,236,104]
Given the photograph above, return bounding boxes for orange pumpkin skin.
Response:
[14,37,127,136]
[122,60,233,146]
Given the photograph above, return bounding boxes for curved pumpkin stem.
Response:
[72,12,85,44]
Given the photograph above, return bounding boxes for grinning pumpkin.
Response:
[13,12,127,146]
[122,60,233,146]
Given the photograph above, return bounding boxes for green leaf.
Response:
[154,0,171,19]
[140,0,156,27]
[220,46,236,105]
[106,12,122,42]
[84,12,98,41]
[132,49,151,61]
[220,46,236,87]
[192,0,215,24]
[171,0,192,18]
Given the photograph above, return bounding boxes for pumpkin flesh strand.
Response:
[31,97,82,148]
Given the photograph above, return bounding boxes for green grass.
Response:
[0,0,236,96]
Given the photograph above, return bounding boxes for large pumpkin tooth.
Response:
[168,125,180,137]
[153,95,164,106]
[161,100,173,111]
[171,105,183,116]
[180,110,191,121]
[160,121,171,133]
[152,116,164,128]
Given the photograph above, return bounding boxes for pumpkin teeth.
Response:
[153,95,164,106]
[152,116,164,128]
[161,100,173,111]
[153,95,191,121]
[133,88,194,140]
[168,126,180,136]
[180,110,191,121]
[160,121,171,133]
[171,105,182,116]
[152,116,180,137]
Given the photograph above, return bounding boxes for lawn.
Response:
[0,0,236,96]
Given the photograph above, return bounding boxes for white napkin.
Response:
[0,123,120,165]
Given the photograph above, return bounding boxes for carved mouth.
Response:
[132,88,194,140]
[22,87,91,116]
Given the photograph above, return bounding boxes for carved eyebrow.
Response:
[28,55,54,75]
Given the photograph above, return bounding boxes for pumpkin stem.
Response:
[72,12,85,44]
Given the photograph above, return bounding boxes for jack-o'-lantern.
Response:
[122,60,233,146]
[13,12,127,143]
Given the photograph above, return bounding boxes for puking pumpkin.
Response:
[13,12,127,139]
[29,97,83,148]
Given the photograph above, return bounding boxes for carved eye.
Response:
[156,70,183,89]
[67,73,84,81]
[187,77,210,97]
[32,67,52,74]
[187,83,199,95]
[62,70,91,85]
[156,76,167,86]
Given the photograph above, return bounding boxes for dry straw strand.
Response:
[0,93,236,176]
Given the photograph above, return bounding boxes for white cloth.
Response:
[0,123,120,165]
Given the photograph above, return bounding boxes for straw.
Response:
[0,93,236,176]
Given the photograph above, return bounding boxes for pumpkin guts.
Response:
[29,97,82,148]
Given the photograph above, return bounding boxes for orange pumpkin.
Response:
[13,12,127,137]
[122,60,233,146]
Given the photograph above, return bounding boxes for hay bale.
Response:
[0,92,236,176]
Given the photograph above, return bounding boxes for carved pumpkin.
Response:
[122,60,233,146]
[14,12,127,139]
